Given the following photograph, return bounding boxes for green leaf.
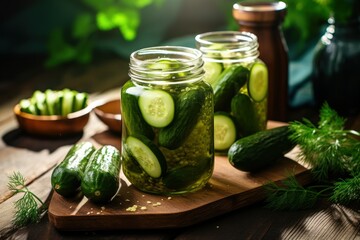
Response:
[72,13,96,39]
[122,0,153,8]
[96,8,140,41]
[45,29,77,67]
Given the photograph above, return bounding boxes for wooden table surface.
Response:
[0,57,359,240]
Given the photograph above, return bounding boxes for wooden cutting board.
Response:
[48,145,311,231]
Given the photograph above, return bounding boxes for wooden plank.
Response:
[48,145,311,231]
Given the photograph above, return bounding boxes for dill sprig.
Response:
[289,103,360,181]
[330,174,360,204]
[264,103,360,210]
[263,175,330,210]
[7,172,47,227]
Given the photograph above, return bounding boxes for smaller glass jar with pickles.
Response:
[121,46,214,195]
[195,31,268,152]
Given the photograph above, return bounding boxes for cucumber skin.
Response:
[213,65,249,111]
[51,142,95,197]
[121,81,155,140]
[158,87,206,149]
[231,93,261,137]
[163,157,210,190]
[81,145,121,203]
[228,126,296,172]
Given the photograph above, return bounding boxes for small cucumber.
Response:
[51,142,95,197]
[228,126,296,172]
[158,87,206,149]
[81,145,121,203]
[121,81,155,140]
[138,89,175,128]
[125,135,167,178]
[213,65,249,111]
[231,93,261,137]
[248,62,268,102]
[214,112,237,151]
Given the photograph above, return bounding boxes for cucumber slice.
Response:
[148,59,180,70]
[61,89,75,116]
[125,135,167,178]
[138,89,175,128]
[19,99,37,115]
[73,92,88,112]
[214,112,237,151]
[55,91,63,115]
[248,62,268,102]
[45,89,58,115]
[203,62,223,86]
[32,90,49,115]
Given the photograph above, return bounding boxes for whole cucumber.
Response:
[228,126,296,172]
[51,142,95,197]
[81,145,121,203]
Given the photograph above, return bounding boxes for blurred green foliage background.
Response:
[1,0,357,107]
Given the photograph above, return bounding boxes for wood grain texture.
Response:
[48,145,311,231]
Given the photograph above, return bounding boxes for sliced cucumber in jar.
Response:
[203,62,223,86]
[125,135,167,178]
[214,112,237,151]
[248,62,268,102]
[138,89,175,128]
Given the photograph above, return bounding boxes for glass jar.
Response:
[233,1,288,121]
[195,31,268,152]
[121,46,214,195]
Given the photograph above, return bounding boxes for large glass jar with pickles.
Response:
[196,31,268,153]
[121,46,214,195]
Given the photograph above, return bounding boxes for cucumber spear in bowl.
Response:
[18,88,89,116]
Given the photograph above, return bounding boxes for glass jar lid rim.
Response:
[130,46,203,63]
[195,31,258,45]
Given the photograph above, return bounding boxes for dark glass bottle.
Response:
[312,17,360,116]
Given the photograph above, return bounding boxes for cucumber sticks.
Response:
[18,89,89,116]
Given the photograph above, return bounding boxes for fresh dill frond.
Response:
[264,103,360,211]
[8,172,47,227]
[263,174,328,210]
[289,103,360,181]
[330,174,360,204]
[318,102,346,130]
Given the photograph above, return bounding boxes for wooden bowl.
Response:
[13,104,91,137]
[94,99,122,134]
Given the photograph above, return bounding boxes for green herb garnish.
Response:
[264,103,360,210]
[7,172,47,227]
